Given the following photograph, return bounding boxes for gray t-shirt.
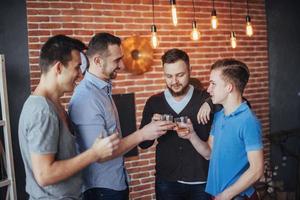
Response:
[18,96,82,200]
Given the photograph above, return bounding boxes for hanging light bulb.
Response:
[229,0,236,49]
[230,31,237,49]
[150,0,159,49]
[190,20,200,40]
[211,0,218,29]
[211,9,218,29]
[246,15,253,37]
[245,0,253,37]
[190,0,200,41]
[170,0,178,26]
[151,25,159,49]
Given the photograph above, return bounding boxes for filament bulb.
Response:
[211,9,218,29]
[151,25,159,49]
[230,31,237,49]
[190,21,200,41]
[171,4,178,26]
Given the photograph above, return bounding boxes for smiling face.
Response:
[100,44,124,80]
[207,68,230,105]
[164,60,190,97]
[59,50,82,92]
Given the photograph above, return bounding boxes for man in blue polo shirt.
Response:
[181,59,263,199]
[205,59,264,200]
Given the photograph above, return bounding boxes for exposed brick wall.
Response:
[26,0,269,199]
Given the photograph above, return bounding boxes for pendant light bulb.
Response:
[151,25,159,49]
[246,15,253,37]
[211,9,218,29]
[230,31,237,49]
[190,21,200,41]
[170,0,178,26]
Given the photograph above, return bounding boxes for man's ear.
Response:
[226,82,234,93]
[53,61,63,75]
[93,55,103,68]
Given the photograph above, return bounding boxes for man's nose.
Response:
[119,60,125,70]
[207,85,212,94]
[76,69,83,81]
[172,77,178,84]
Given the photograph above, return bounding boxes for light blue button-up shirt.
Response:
[69,71,127,192]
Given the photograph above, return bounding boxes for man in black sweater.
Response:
[139,49,212,200]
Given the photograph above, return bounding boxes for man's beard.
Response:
[167,83,190,97]
[109,71,117,79]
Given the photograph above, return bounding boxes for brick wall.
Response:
[26,0,269,199]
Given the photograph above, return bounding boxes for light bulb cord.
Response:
[152,0,155,25]
[246,0,250,16]
[230,0,233,31]
[192,0,196,21]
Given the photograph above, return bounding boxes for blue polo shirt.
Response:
[205,102,263,197]
[68,71,127,192]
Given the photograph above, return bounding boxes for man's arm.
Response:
[197,97,223,124]
[188,131,211,160]
[102,120,175,160]
[31,134,119,187]
[138,97,157,149]
[175,119,212,160]
[215,150,264,200]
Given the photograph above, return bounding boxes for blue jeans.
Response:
[82,187,129,200]
[155,177,211,200]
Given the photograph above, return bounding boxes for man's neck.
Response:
[88,65,109,82]
[170,85,191,102]
[33,75,62,105]
[222,93,243,115]
[173,95,185,102]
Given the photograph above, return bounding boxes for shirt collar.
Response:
[164,85,194,102]
[222,101,249,118]
[84,71,112,93]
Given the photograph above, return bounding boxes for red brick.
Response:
[50,2,72,9]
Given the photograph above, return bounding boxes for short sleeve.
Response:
[241,117,263,152]
[27,111,59,154]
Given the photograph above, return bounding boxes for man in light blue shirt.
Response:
[69,33,174,200]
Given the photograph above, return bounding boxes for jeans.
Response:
[82,187,129,200]
[155,177,211,200]
[231,192,259,200]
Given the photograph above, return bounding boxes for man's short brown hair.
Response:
[211,59,250,94]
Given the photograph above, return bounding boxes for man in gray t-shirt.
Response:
[18,35,120,199]
[19,96,82,199]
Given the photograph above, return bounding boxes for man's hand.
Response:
[151,113,163,121]
[214,191,233,200]
[174,118,195,140]
[140,120,175,141]
[92,133,120,161]
[197,102,211,124]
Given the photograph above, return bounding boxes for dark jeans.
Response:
[231,192,259,200]
[155,177,211,200]
[211,192,259,200]
[82,187,129,200]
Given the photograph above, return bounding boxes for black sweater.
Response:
[139,89,212,182]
